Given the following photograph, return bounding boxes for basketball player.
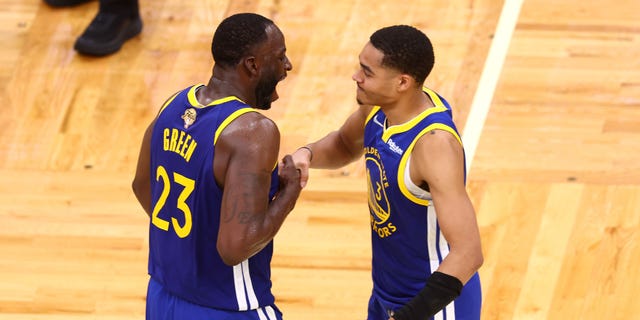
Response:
[132,13,301,319]
[291,25,483,320]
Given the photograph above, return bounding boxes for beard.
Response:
[254,74,279,110]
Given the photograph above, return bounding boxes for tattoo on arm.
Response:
[222,201,236,224]
[236,210,262,225]
[222,172,268,225]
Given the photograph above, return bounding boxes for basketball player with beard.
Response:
[132,13,301,320]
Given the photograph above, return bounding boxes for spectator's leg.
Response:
[74,0,142,56]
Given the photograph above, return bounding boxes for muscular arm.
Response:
[411,130,483,283]
[291,105,372,186]
[215,113,301,266]
[131,118,156,217]
[307,105,371,168]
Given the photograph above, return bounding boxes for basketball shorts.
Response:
[366,273,482,320]
[146,277,283,320]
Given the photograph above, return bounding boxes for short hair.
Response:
[369,25,435,85]
[211,13,275,68]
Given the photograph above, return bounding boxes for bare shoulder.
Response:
[415,129,462,154]
[223,111,279,138]
[214,110,281,166]
[411,129,466,191]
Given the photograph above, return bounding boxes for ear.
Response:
[397,74,414,92]
[243,56,259,76]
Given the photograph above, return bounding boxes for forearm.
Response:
[218,170,301,265]
[432,198,484,283]
[435,247,483,284]
[245,187,300,259]
[306,131,362,169]
[392,271,463,320]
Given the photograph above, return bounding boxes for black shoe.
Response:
[44,0,92,7]
[74,11,143,56]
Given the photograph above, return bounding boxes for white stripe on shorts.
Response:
[265,306,277,319]
[233,263,248,310]
[241,260,260,309]
[257,307,268,320]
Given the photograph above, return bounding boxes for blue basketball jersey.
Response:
[147,85,280,311]
[363,87,481,319]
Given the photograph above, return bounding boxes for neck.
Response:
[197,66,254,106]
[384,88,433,126]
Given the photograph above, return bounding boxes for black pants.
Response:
[100,0,138,17]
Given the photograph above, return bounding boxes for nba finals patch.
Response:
[181,108,197,129]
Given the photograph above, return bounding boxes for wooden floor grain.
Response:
[1,0,639,319]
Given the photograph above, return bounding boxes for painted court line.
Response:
[462,0,524,173]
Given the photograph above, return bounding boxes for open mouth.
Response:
[272,75,288,102]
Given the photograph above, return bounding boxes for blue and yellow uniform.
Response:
[364,88,482,320]
[146,85,282,320]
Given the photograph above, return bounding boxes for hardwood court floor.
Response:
[1,0,639,319]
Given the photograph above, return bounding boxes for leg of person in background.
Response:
[73,0,143,56]
[44,0,92,7]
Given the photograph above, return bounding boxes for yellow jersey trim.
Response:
[365,106,381,126]
[381,87,447,142]
[397,123,462,206]
[158,91,180,115]
[213,108,256,145]
[187,85,244,108]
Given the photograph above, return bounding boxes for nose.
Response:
[284,55,293,71]
[352,69,362,82]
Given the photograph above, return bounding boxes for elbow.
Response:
[457,245,484,272]
[219,255,242,267]
[471,246,484,271]
[132,178,144,198]
[217,241,246,266]
[474,252,484,271]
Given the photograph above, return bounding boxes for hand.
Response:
[290,147,312,188]
[278,155,303,195]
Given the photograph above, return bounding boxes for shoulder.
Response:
[414,129,462,158]
[234,111,278,135]
[219,111,280,146]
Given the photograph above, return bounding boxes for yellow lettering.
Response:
[184,140,197,162]
[163,128,170,150]
[161,128,198,163]
[176,130,186,154]
[372,221,397,239]
[170,129,179,152]
[365,147,380,158]
[180,134,191,157]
